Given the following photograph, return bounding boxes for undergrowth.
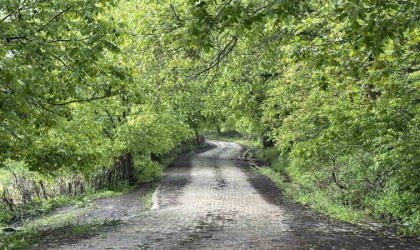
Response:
[256,147,420,237]
[258,167,367,224]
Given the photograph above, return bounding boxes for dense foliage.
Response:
[0,0,418,235]
[0,0,196,226]
[134,0,419,235]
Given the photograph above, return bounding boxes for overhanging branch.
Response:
[191,35,238,79]
[47,92,118,106]
[170,4,185,23]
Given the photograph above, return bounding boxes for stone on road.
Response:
[53,141,419,249]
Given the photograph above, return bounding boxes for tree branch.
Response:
[41,6,72,31]
[5,35,27,42]
[1,13,13,21]
[170,4,185,23]
[191,36,238,78]
[48,37,90,43]
[32,101,69,118]
[47,92,117,106]
[4,6,72,43]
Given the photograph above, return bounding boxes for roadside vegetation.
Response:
[0,0,418,242]
[215,132,419,237]
[256,149,373,228]
[0,140,198,250]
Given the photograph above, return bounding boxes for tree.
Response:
[0,0,122,170]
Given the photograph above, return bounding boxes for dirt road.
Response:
[49,141,419,249]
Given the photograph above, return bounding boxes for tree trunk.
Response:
[114,152,136,186]
[1,186,15,210]
[39,181,48,199]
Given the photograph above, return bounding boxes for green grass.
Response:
[0,178,147,250]
[0,196,76,227]
[1,206,121,250]
[259,167,368,224]
[0,218,121,250]
[0,186,135,227]
[256,147,368,225]
[256,148,420,236]
[83,184,136,201]
[144,185,157,210]
[258,167,294,196]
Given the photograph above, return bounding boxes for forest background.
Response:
[0,0,418,237]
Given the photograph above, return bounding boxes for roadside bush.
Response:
[135,156,163,183]
[256,147,279,162]
[0,204,15,226]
